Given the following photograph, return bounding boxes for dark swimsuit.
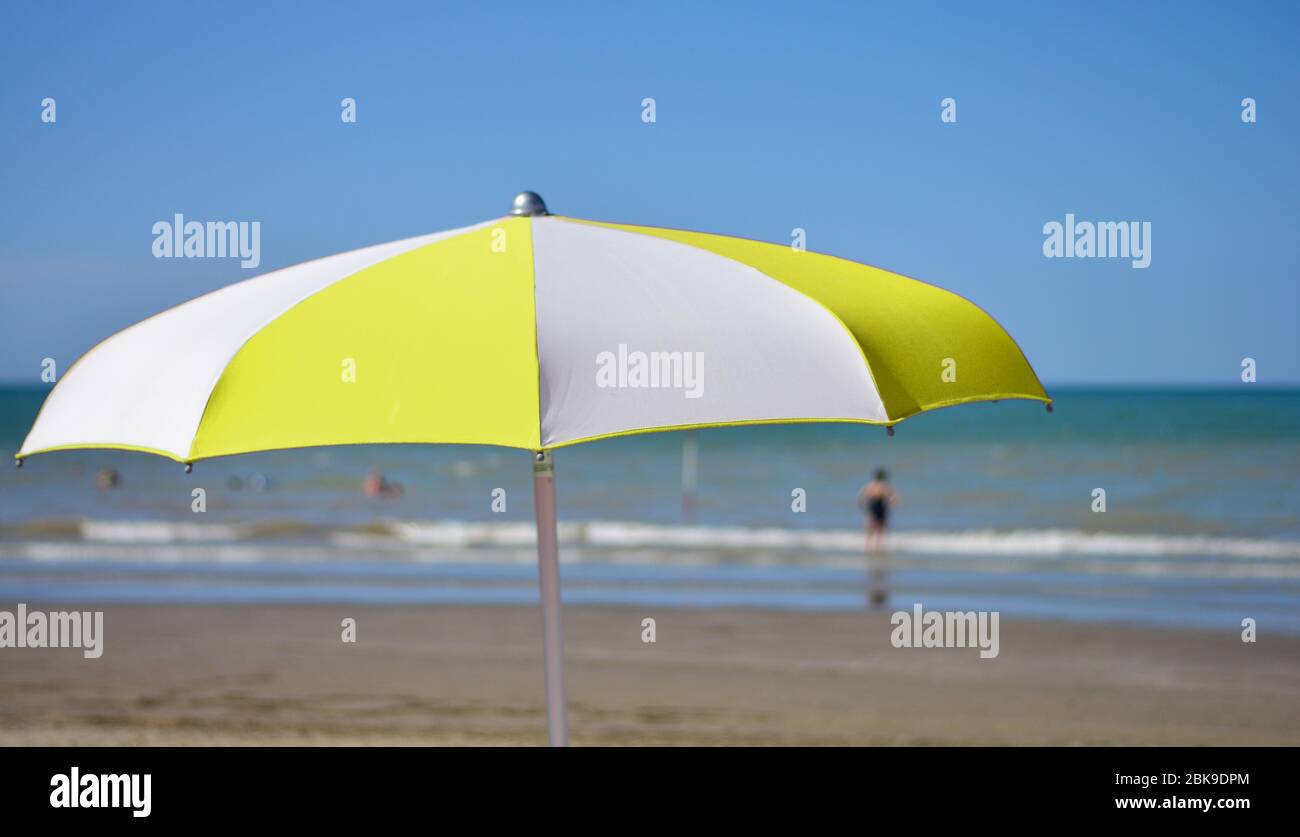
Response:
[867,496,888,525]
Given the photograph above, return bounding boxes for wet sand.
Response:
[1,603,1297,745]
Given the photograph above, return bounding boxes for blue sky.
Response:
[1,1,1296,385]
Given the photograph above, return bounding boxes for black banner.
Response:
[0,746,1282,822]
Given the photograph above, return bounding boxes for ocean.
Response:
[1,386,1298,632]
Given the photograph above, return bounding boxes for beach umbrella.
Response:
[14,191,1050,746]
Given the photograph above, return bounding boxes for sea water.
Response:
[1,386,1297,632]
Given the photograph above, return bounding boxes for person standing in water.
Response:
[857,468,900,607]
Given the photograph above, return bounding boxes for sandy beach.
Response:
[1,603,1296,746]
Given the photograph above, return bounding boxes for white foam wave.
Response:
[80,520,250,543]
[384,520,1300,561]
[45,518,1300,561]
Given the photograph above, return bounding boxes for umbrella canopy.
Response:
[15,192,1049,746]
[17,196,1046,464]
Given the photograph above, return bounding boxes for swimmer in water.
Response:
[95,467,121,490]
[362,469,403,499]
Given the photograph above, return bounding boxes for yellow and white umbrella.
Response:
[16,192,1049,745]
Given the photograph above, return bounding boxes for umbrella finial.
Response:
[510,191,548,217]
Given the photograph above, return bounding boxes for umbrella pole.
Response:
[532,450,569,746]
